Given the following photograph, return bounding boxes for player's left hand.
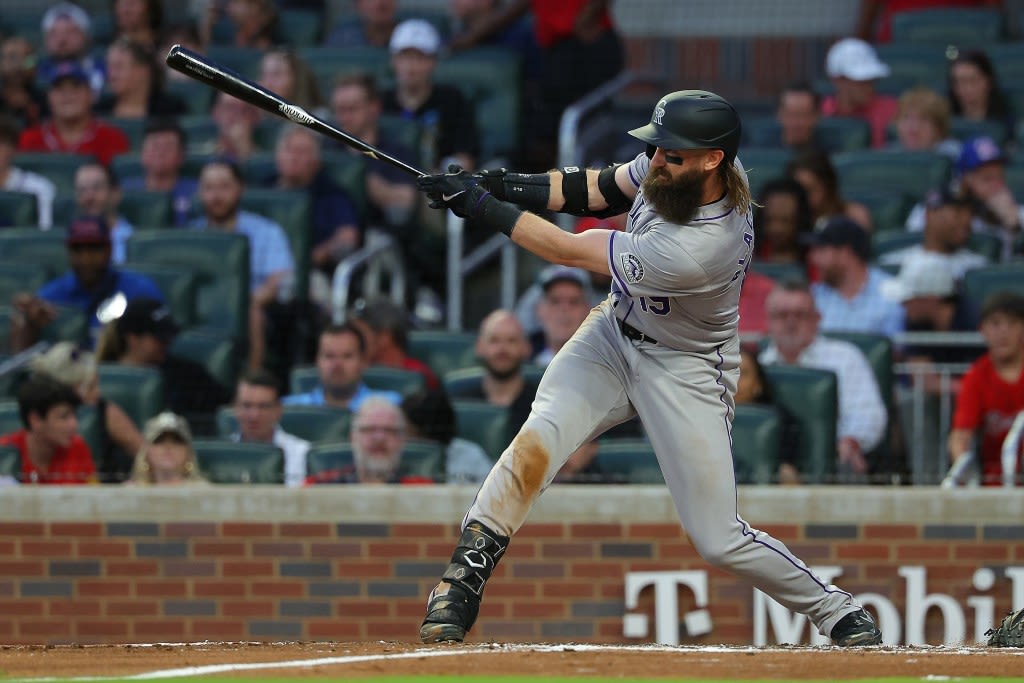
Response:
[416,164,487,219]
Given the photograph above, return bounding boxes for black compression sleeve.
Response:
[479,169,550,211]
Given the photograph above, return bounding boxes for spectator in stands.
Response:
[127,411,207,485]
[96,38,187,120]
[822,38,898,149]
[192,159,295,369]
[447,0,539,64]
[258,49,324,116]
[775,82,823,151]
[8,216,165,351]
[804,216,905,337]
[947,49,1014,136]
[19,62,130,167]
[0,36,48,129]
[350,296,440,391]
[786,147,873,232]
[325,0,400,48]
[516,264,603,338]
[74,162,134,263]
[949,291,1024,486]
[206,92,261,161]
[401,389,493,483]
[121,119,196,226]
[37,2,105,95]
[201,0,282,49]
[269,125,360,275]
[529,266,594,366]
[383,19,479,172]
[29,341,143,483]
[881,184,988,280]
[0,115,56,228]
[112,0,164,50]
[735,348,801,484]
[95,298,232,435]
[753,178,812,267]
[158,21,203,83]
[890,86,961,160]
[0,374,96,484]
[760,280,887,482]
[738,269,777,336]
[856,0,1003,43]
[231,369,310,488]
[284,323,402,410]
[330,73,418,234]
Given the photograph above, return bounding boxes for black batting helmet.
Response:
[628,90,742,164]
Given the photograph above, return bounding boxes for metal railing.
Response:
[329,236,406,324]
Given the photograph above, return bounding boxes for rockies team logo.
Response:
[621,253,645,284]
[653,102,666,125]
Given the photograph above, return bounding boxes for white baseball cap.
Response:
[389,19,441,56]
[826,38,890,81]
[882,253,956,303]
[42,2,91,35]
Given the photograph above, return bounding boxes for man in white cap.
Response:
[822,38,898,148]
[37,2,105,95]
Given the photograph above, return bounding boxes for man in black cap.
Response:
[805,216,905,338]
[9,215,164,351]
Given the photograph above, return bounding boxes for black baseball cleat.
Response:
[830,608,883,646]
[419,582,478,643]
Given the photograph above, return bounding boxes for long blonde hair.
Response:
[722,159,754,215]
[128,412,207,485]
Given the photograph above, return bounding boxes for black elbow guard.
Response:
[594,164,632,217]
[478,168,549,211]
[560,165,589,215]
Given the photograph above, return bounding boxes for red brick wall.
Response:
[1,519,1021,645]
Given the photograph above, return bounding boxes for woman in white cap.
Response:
[29,341,142,481]
[128,412,206,485]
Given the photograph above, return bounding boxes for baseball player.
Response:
[415,90,883,647]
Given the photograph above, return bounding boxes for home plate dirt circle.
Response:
[2,642,1024,680]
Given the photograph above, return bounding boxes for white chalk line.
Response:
[8,642,1024,682]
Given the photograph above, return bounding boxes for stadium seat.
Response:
[832,151,951,201]
[737,148,791,200]
[961,264,1024,327]
[12,153,94,196]
[304,439,444,482]
[890,8,1005,44]
[408,330,478,378]
[442,365,546,399]
[179,117,220,154]
[844,189,913,232]
[873,43,952,90]
[594,438,664,484]
[39,306,89,346]
[321,152,368,224]
[816,117,872,153]
[363,366,426,396]
[0,228,68,278]
[826,331,893,407]
[124,263,198,328]
[750,262,806,283]
[0,443,18,479]
[0,191,38,227]
[193,439,284,483]
[0,262,50,303]
[97,365,165,427]
[451,400,509,461]
[871,230,921,260]
[967,233,1002,262]
[103,117,146,151]
[119,190,174,229]
[731,404,782,485]
[252,118,284,153]
[289,366,319,395]
[204,45,262,79]
[296,46,391,97]
[280,8,322,44]
[950,118,1009,146]
[126,231,250,341]
[763,365,838,484]
[378,115,424,164]
[239,188,312,301]
[165,79,216,116]
[169,330,239,391]
[76,404,106,466]
[0,401,20,435]
[216,404,351,443]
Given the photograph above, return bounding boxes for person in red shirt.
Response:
[821,38,899,149]
[949,291,1024,485]
[17,61,129,166]
[351,297,441,391]
[0,374,96,484]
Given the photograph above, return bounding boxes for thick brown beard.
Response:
[640,166,710,224]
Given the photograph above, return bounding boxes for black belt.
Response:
[620,319,659,345]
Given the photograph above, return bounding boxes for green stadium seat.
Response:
[216,404,352,443]
[103,117,146,151]
[0,401,21,435]
[873,43,951,89]
[193,439,284,483]
[872,230,921,260]
[305,441,352,480]
[296,46,391,97]
[289,365,319,394]
[750,262,806,283]
[204,45,262,79]
[594,438,664,484]
[407,330,478,378]
[961,264,1024,327]
[451,400,509,461]
[826,331,893,407]
[240,188,312,301]
[0,191,38,226]
[0,261,50,303]
[738,148,791,200]
[844,189,913,232]
[731,404,781,484]
[966,233,1002,262]
[12,153,94,196]
[763,365,838,484]
[321,152,369,224]
[179,117,220,154]
[280,8,322,44]
[816,117,872,153]
[363,365,426,396]
[119,190,174,229]
[39,306,89,347]
[241,153,277,185]
[833,151,951,201]
[126,231,250,341]
[253,118,284,152]
[443,365,546,399]
[740,116,780,148]
[50,197,76,229]
[165,79,216,116]
[124,263,198,328]
[0,228,68,278]
[76,404,106,468]
[378,115,424,164]
[950,118,1009,146]
[0,443,18,479]
[890,8,1005,44]
[97,364,165,427]
[169,330,239,391]
[304,439,444,482]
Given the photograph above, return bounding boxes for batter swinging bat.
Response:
[164,44,426,178]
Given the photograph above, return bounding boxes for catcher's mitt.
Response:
[986,608,1024,647]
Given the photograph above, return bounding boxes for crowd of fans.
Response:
[0,0,1022,488]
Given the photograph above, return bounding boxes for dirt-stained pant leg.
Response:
[468,302,636,536]
[625,336,860,638]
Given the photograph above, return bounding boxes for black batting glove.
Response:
[417,164,524,236]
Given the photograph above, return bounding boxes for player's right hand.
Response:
[416,164,488,219]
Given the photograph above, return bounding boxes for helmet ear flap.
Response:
[646,144,656,160]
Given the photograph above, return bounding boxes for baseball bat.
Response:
[164,44,426,178]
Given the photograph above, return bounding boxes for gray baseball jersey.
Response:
[467,152,866,638]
